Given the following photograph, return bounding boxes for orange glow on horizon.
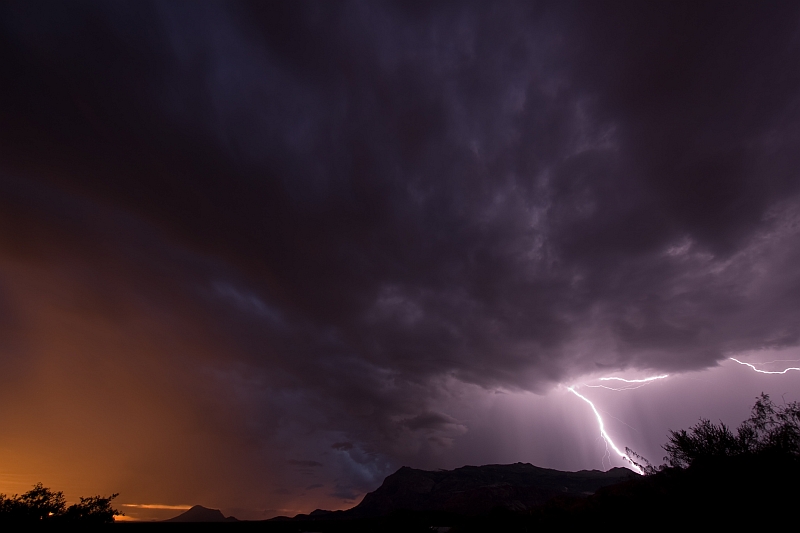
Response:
[121,503,193,510]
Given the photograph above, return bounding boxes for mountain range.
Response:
[292,462,637,519]
[162,463,637,523]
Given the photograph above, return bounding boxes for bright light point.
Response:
[729,357,800,375]
[566,387,644,475]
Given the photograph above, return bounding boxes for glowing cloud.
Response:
[121,504,193,510]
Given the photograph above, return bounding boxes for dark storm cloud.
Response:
[2,0,800,510]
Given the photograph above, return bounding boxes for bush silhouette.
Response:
[521,394,800,531]
[0,483,121,524]
[628,392,800,472]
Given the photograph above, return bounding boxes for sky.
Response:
[1,0,800,521]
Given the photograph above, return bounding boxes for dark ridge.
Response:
[287,463,636,520]
[163,505,238,522]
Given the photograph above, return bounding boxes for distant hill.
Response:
[164,505,238,522]
[292,463,637,519]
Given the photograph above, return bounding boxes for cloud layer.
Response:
[1,0,800,519]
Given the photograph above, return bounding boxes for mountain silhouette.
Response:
[164,505,238,522]
[292,463,637,519]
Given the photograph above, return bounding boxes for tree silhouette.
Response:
[0,483,121,524]
[519,393,800,531]
[651,393,800,469]
[626,393,800,473]
[62,494,121,523]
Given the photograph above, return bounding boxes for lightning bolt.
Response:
[729,357,800,375]
[599,375,669,383]
[584,374,670,391]
[567,386,644,475]
[747,358,800,365]
[569,358,797,475]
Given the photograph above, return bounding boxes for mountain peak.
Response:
[345,463,637,517]
[164,505,238,522]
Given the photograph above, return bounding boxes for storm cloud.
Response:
[1,0,800,519]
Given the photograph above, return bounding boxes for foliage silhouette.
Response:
[626,392,800,472]
[0,483,121,524]
[452,393,800,532]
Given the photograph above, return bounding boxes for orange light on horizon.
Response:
[121,503,193,510]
